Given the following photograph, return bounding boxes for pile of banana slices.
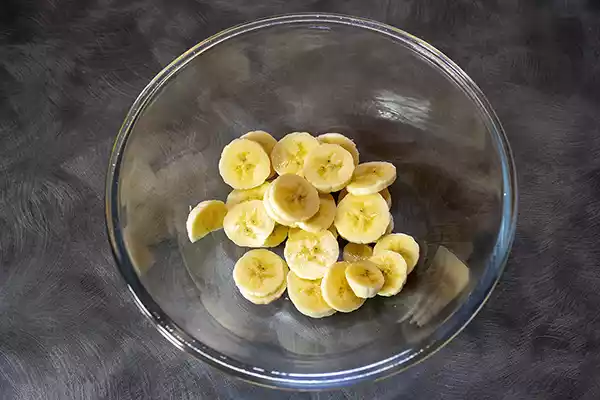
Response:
[186,130,420,318]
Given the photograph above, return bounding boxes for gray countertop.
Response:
[1,1,599,399]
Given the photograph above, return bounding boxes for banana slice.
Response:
[284,229,339,279]
[287,271,336,318]
[342,243,373,262]
[369,250,408,296]
[270,132,319,176]
[269,174,319,222]
[239,280,287,305]
[219,138,271,189]
[226,181,271,209]
[317,133,360,166]
[346,162,397,195]
[334,193,390,244]
[321,262,365,312]
[345,260,385,298]
[379,187,392,209]
[186,200,228,242]
[233,249,287,297]
[263,187,298,227]
[241,130,278,178]
[303,144,355,193]
[223,200,275,247]
[373,233,420,273]
[386,214,394,234]
[262,224,289,247]
[297,194,336,233]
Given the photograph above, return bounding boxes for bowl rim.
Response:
[105,12,518,390]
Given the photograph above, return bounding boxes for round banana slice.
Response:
[317,133,360,166]
[263,187,298,227]
[226,181,271,209]
[219,138,271,189]
[373,233,420,273]
[241,130,278,155]
[321,262,365,312]
[345,260,385,298]
[233,249,287,297]
[269,174,319,222]
[346,162,397,195]
[223,200,275,247]
[284,229,339,279]
[334,193,390,244]
[186,200,228,243]
[386,214,394,234]
[342,243,373,262]
[239,280,287,305]
[287,271,336,318]
[262,224,289,247]
[297,194,336,233]
[303,144,355,193]
[379,187,392,209]
[270,132,319,176]
[369,250,408,296]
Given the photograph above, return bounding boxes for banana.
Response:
[269,174,319,222]
[262,224,289,247]
[233,249,287,297]
[287,271,336,318]
[317,133,360,166]
[223,200,275,247]
[297,194,336,233]
[239,280,287,305]
[186,200,228,242]
[386,214,394,234]
[345,260,385,298]
[284,229,339,279]
[334,193,390,244]
[226,181,271,209]
[263,187,298,227]
[346,161,396,195]
[379,187,392,209]
[303,144,355,193]
[219,138,271,189]
[342,243,373,262]
[241,130,278,178]
[369,250,408,296]
[373,233,420,273]
[321,262,365,312]
[270,132,319,176]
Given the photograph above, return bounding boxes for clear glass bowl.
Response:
[106,14,517,389]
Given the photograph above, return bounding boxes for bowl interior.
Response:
[111,15,514,387]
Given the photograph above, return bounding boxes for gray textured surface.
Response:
[1,0,598,399]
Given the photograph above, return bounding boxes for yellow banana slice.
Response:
[334,193,390,244]
[262,224,289,247]
[186,200,228,242]
[239,280,287,305]
[219,138,271,189]
[369,250,408,296]
[345,260,385,298]
[233,249,287,297]
[373,233,420,273]
[226,181,271,209]
[284,229,339,279]
[241,130,278,178]
[270,132,319,176]
[379,187,392,209]
[287,271,336,318]
[346,161,397,195]
[303,144,355,193]
[317,133,360,166]
[269,174,319,222]
[223,200,275,247]
[297,194,336,233]
[386,214,394,234]
[342,243,373,262]
[263,187,298,227]
[321,262,365,312]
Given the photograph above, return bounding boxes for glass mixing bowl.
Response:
[106,14,517,389]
